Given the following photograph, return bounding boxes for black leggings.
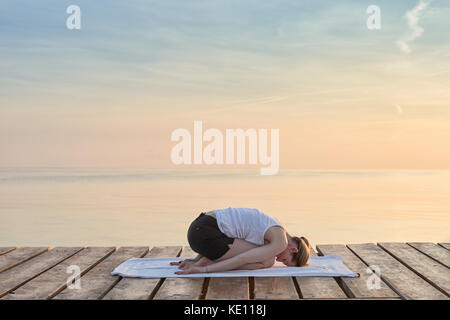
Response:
[187,213,234,261]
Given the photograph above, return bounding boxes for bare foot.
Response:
[170,259,195,269]
[193,256,213,267]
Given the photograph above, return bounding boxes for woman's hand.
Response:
[170,259,195,269]
[174,265,206,275]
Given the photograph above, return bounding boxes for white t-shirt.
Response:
[212,207,283,245]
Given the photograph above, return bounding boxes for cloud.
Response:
[394,103,404,114]
[201,96,290,114]
[396,0,432,53]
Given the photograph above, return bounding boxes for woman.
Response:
[171,207,311,274]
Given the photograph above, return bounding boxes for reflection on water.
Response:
[0,168,449,246]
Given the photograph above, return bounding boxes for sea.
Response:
[0,168,449,247]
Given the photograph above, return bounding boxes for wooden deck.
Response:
[0,242,449,300]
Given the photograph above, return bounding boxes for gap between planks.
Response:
[377,242,449,297]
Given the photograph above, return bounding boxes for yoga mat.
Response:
[111,254,359,278]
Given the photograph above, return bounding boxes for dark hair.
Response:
[291,236,311,267]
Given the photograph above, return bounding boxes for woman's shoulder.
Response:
[264,225,287,242]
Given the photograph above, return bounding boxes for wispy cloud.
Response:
[201,96,290,114]
[396,0,432,53]
[394,103,404,114]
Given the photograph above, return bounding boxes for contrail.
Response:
[396,0,432,53]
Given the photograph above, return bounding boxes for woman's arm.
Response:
[176,237,285,274]
[234,257,275,270]
[208,242,283,272]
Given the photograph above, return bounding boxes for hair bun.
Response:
[300,236,310,248]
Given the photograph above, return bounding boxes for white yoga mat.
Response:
[110,254,358,278]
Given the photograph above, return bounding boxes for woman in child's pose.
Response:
[171,207,311,274]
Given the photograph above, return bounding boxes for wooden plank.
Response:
[205,277,249,300]
[253,276,299,300]
[0,247,83,298]
[153,247,206,300]
[438,243,450,250]
[348,243,448,300]
[0,247,17,256]
[408,242,450,268]
[2,247,115,300]
[317,244,399,299]
[379,242,450,296]
[295,247,347,299]
[102,246,181,300]
[53,246,148,300]
[0,247,49,273]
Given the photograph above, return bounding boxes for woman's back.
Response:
[212,207,282,245]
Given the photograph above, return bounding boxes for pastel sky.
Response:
[1,0,449,169]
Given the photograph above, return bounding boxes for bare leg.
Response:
[194,239,264,267]
[215,239,260,262]
[194,256,213,266]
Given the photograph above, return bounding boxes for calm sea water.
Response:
[0,168,449,247]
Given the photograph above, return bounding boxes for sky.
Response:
[1,0,449,169]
